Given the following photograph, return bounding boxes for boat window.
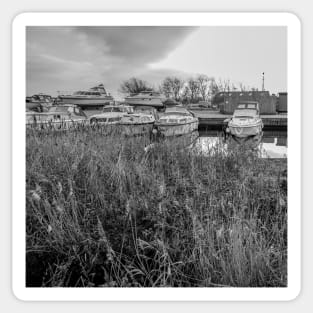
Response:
[247,104,256,109]
[234,110,255,118]
[97,118,107,123]
[74,107,84,116]
[180,118,187,123]
[169,119,177,123]
[108,117,121,122]
[103,107,122,113]
[237,104,246,109]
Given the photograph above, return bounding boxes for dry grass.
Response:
[26,127,287,287]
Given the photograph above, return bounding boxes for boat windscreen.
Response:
[108,117,121,122]
[163,111,189,116]
[74,91,101,96]
[103,107,122,113]
[48,106,69,113]
[234,109,256,118]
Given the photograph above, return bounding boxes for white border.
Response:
[12,12,301,301]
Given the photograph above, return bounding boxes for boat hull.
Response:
[58,96,113,108]
[156,120,199,137]
[124,98,164,108]
[26,118,88,131]
[228,123,263,138]
[119,122,154,136]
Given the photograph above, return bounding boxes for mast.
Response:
[262,72,265,91]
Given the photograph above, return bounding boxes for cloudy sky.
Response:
[26,26,287,99]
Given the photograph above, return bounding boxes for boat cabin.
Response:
[234,101,260,116]
[102,105,134,114]
[73,91,103,97]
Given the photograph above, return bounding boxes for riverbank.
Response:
[26,128,287,287]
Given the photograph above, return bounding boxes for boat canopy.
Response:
[233,109,258,118]
[89,84,109,95]
[163,106,190,115]
[102,105,134,113]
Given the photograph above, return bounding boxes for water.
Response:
[84,110,287,158]
[197,130,287,158]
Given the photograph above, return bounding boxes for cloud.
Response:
[73,26,197,64]
[26,26,197,96]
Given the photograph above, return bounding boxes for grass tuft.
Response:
[26,127,287,287]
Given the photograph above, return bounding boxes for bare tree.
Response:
[187,78,200,103]
[217,78,231,92]
[239,82,247,92]
[161,77,184,101]
[119,77,151,94]
[181,85,190,103]
[209,78,220,95]
[196,74,211,101]
[161,77,173,98]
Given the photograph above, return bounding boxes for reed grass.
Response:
[26,127,287,287]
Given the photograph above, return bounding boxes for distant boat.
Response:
[226,101,263,139]
[124,91,166,109]
[26,93,53,112]
[58,84,114,109]
[154,106,199,137]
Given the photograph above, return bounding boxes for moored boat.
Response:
[26,104,88,130]
[124,91,166,109]
[154,106,199,137]
[89,104,134,125]
[58,84,114,109]
[26,93,54,112]
[227,101,263,139]
[119,113,155,136]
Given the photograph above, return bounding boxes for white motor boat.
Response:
[26,104,88,130]
[124,91,166,109]
[89,105,134,125]
[226,101,263,138]
[119,113,155,136]
[58,84,114,109]
[154,106,199,137]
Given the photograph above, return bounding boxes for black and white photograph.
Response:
[12,12,300,300]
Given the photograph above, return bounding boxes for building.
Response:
[213,91,277,115]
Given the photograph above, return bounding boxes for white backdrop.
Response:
[1,0,311,312]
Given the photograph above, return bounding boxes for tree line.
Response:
[119,75,255,104]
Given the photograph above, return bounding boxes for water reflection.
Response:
[197,130,287,159]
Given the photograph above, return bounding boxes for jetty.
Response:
[191,109,287,130]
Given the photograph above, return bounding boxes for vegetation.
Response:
[119,77,152,95]
[26,128,287,287]
[118,75,255,104]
